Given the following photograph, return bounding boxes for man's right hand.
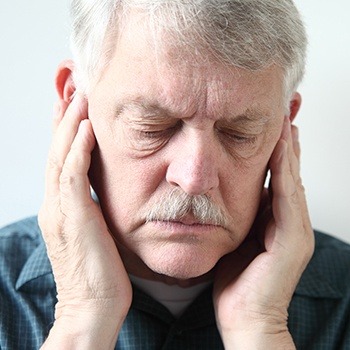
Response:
[39,94,132,349]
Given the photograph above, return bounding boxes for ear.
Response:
[55,59,76,103]
[288,92,302,123]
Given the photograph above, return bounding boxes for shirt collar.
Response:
[15,239,53,291]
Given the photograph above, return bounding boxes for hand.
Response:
[38,94,132,349]
[213,118,315,349]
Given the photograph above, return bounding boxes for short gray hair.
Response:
[70,0,307,101]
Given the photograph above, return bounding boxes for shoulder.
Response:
[0,217,55,349]
[0,216,43,277]
[313,230,350,274]
[0,216,42,252]
[289,231,350,348]
[0,216,41,241]
[296,230,350,298]
[314,230,350,252]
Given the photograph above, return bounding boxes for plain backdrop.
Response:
[0,1,349,243]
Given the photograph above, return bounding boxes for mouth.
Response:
[148,211,223,227]
[147,214,224,238]
[169,214,222,226]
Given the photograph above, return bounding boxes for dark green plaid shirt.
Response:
[1,217,350,349]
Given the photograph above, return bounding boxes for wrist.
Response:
[218,315,295,350]
[220,329,295,350]
[41,307,128,350]
[42,302,127,350]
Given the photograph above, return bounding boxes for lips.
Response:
[157,213,220,226]
[150,213,222,230]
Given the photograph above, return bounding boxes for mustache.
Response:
[144,188,228,227]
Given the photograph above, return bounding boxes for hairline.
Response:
[71,1,306,111]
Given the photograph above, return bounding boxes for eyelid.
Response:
[216,127,260,148]
[224,132,257,143]
[135,121,182,142]
[139,128,174,139]
[217,125,261,136]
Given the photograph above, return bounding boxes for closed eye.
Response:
[137,122,181,140]
[123,121,183,157]
[218,129,258,145]
[139,128,175,139]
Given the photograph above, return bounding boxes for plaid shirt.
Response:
[1,217,350,349]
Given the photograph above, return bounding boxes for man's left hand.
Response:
[213,118,315,349]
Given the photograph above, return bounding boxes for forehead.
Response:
[93,10,285,120]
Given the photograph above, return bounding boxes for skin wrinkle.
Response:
[117,99,269,153]
[115,97,272,158]
[36,4,315,347]
[116,98,271,126]
[71,2,307,98]
[86,11,288,280]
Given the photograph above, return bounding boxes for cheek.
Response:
[90,129,168,233]
[220,151,271,233]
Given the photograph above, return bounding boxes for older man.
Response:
[1,1,350,349]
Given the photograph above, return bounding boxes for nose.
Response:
[166,132,220,196]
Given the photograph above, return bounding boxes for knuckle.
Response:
[38,199,65,236]
[290,189,299,204]
[64,149,85,174]
[59,171,76,191]
[296,177,304,191]
[47,151,62,172]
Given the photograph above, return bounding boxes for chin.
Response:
[141,244,221,280]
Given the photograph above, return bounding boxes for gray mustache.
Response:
[145,188,228,227]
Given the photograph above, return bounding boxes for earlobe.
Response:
[55,60,76,103]
[288,92,302,123]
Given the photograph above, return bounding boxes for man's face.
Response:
[87,13,286,280]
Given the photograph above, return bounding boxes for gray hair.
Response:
[70,0,307,102]
[145,187,229,227]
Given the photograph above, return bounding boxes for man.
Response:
[1,0,350,349]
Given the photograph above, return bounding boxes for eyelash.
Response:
[219,130,258,145]
[136,124,258,149]
[139,129,171,139]
[138,123,181,140]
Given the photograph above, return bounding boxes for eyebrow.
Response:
[115,97,271,126]
[115,98,177,120]
[221,109,270,127]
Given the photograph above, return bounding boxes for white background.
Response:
[0,1,349,243]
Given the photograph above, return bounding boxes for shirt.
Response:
[1,216,350,349]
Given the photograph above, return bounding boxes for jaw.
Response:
[115,229,239,286]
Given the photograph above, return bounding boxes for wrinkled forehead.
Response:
[95,9,286,119]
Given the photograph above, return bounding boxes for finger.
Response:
[284,120,313,231]
[45,94,88,199]
[59,119,96,213]
[291,125,301,161]
[269,129,313,253]
[280,117,300,179]
[52,100,69,133]
[53,93,88,163]
[269,138,304,235]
